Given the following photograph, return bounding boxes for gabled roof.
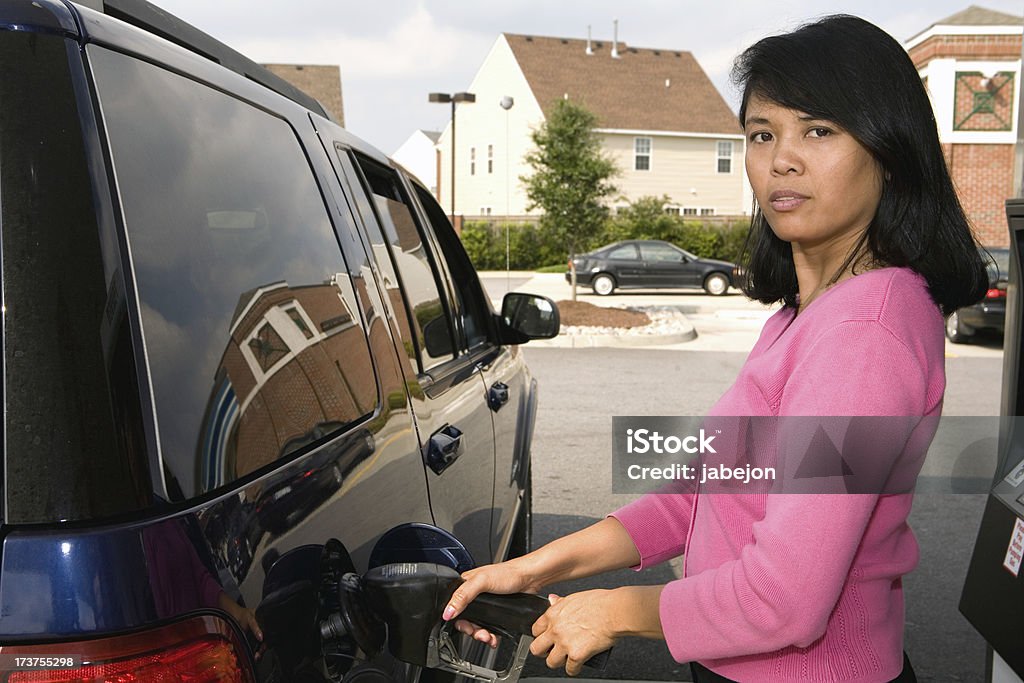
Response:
[503,33,740,136]
[421,130,441,143]
[931,5,1023,27]
[907,5,1023,43]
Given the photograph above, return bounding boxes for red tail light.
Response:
[986,288,1006,299]
[1,615,253,682]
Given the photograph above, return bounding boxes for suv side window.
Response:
[411,183,492,351]
[349,154,457,372]
[89,46,378,499]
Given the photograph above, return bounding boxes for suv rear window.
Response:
[1,32,152,523]
[89,46,378,500]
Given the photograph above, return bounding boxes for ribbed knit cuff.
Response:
[608,494,690,570]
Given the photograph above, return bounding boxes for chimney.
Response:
[611,19,620,58]
[586,25,593,55]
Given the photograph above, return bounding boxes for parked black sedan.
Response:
[567,240,737,296]
[946,247,1009,343]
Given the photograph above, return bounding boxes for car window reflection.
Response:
[90,47,378,499]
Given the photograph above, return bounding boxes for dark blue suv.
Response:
[0,1,557,680]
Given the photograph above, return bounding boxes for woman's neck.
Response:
[792,233,874,313]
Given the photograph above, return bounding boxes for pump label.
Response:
[1004,459,1024,487]
[1003,518,1024,577]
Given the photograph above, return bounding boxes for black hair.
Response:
[732,14,988,315]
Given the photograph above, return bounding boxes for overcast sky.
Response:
[154,1,1023,155]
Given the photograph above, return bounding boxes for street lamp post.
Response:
[429,91,476,226]
[500,96,514,290]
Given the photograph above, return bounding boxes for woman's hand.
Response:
[530,591,618,676]
[443,558,542,648]
[441,518,646,652]
[532,585,665,676]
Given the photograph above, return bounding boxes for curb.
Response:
[498,301,698,350]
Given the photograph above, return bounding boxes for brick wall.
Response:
[263,63,344,125]
[909,34,1022,68]
[943,143,1015,245]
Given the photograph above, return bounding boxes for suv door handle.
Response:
[424,424,464,475]
[488,382,509,412]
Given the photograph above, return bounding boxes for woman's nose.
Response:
[770,139,803,176]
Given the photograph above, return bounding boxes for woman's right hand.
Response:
[442,558,541,648]
[441,517,640,647]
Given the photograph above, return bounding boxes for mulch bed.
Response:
[556,300,651,328]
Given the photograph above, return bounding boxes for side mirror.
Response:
[498,293,560,344]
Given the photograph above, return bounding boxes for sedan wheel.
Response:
[945,311,973,344]
[703,272,730,296]
[592,274,616,296]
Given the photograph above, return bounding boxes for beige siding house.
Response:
[435,33,746,221]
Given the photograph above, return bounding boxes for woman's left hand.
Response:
[529,590,619,676]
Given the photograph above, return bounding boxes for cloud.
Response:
[228,4,492,81]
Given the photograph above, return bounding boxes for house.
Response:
[433,32,746,222]
[905,5,1023,246]
[392,129,441,195]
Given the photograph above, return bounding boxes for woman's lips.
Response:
[768,190,809,211]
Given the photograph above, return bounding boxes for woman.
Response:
[444,15,988,682]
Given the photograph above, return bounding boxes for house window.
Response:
[283,303,315,339]
[487,145,494,174]
[682,207,698,216]
[480,207,492,216]
[634,137,651,171]
[701,208,715,216]
[470,147,476,175]
[664,206,680,215]
[717,141,733,174]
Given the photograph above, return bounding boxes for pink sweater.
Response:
[611,268,945,682]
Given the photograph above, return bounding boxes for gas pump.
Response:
[253,524,609,682]
[960,199,1024,683]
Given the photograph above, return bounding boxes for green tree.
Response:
[603,195,679,243]
[522,99,618,298]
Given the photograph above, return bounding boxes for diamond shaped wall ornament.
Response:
[954,71,1015,131]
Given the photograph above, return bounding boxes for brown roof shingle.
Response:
[931,5,1023,27]
[908,5,1023,42]
[504,33,740,136]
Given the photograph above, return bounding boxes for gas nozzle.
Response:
[356,562,609,682]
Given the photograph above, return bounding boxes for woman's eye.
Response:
[749,131,772,143]
[808,127,833,138]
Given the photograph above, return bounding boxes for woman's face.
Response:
[743,94,884,257]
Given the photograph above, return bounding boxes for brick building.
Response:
[198,280,378,491]
[906,6,1023,246]
[263,63,344,125]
